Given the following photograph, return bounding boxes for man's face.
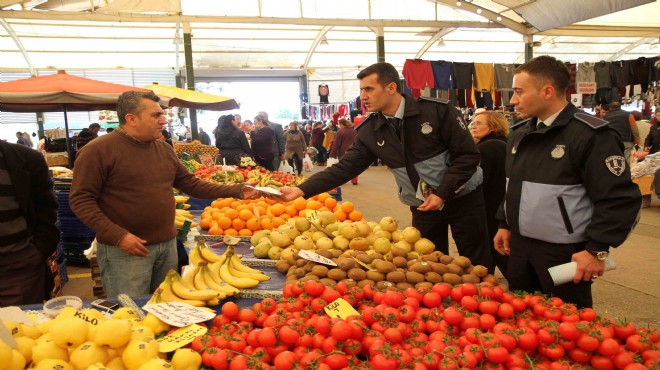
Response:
[90,127,100,135]
[126,99,166,141]
[359,73,395,113]
[235,115,242,125]
[511,71,545,119]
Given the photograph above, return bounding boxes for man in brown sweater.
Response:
[70,91,257,298]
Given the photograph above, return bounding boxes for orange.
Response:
[217,216,232,230]
[208,225,223,235]
[224,228,238,236]
[255,206,267,217]
[348,210,363,221]
[292,197,307,211]
[231,200,242,208]
[318,206,330,212]
[200,218,212,229]
[225,208,239,220]
[272,217,286,227]
[270,203,286,216]
[340,201,354,214]
[232,218,246,230]
[298,209,308,217]
[317,192,331,203]
[281,213,291,220]
[306,200,322,210]
[284,205,298,218]
[264,198,277,205]
[260,218,274,230]
[246,218,261,231]
[238,229,253,236]
[324,197,337,210]
[256,200,269,209]
[239,209,254,221]
[334,210,347,222]
[211,200,219,208]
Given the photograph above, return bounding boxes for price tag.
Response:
[352,257,374,271]
[305,210,320,223]
[298,249,337,266]
[142,302,215,327]
[199,154,214,167]
[324,298,360,320]
[157,324,207,352]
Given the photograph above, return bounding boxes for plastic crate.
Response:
[329,186,342,201]
[61,235,95,244]
[58,258,69,285]
[58,216,95,237]
[63,242,91,267]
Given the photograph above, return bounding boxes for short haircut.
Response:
[473,111,510,137]
[89,123,101,129]
[338,118,352,127]
[357,62,401,92]
[609,101,622,110]
[117,91,160,125]
[515,56,570,95]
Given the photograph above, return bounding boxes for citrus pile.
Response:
[199,193,364,236]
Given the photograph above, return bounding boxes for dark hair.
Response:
[117,91,160,125]
[161,129,171,139]
[106,127,114,133]
[632,111,642,120]
[609,101,622,110]
[515,56,570,95]
[218,115,236,131]
[357,62,401,92]
[89,123,101,129]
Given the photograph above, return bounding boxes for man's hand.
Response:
[117,233,149,257]
[417,193,445,211]
[242,186,260,200]
[572,250,605,284]
[276,186,305,202]
[494,229,511,255]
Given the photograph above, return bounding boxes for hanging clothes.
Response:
[494,64,516,91]
[576,62,596,83]
[611,60,632,88]
[595,61,612,89]
[430,60,454,90]
[452,62,474,90]
[403,59,435,90]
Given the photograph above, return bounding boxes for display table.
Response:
[633,175,655,195]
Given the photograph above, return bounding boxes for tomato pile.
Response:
[190,281,660,370]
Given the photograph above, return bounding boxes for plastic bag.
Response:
[326,157,339,167]
[279,161,295,174]
[303,154,314,172]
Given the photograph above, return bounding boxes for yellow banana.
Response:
[203,264,240,297]
[169,270,219,301]
[182,203,191,210]
[146,288,164,305]
[174,196,189,204]
[206,298,221,306]
[188,245,203,267]
[175,210,195,219]
[174,219,184,228]
[158,279,206,307]
[182,265,198,287]
[219,260,260,289]
[228,256,270,282]
[193,264,211,291]
[231,254,269,275]
[199,267,228,300]
[199,243,222,263]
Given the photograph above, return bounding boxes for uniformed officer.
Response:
[494,56,641,308]
[279,62,494,271]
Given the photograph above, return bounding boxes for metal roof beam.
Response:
[0,17,36,75]
[432,0,529,34]
[539,25,660,37]
[607,37,653,61]
[303,26,332,70]
[415,28,456,59]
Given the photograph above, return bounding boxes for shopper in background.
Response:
[329,118,359,185]
[323,120,335,157]
[70,91,258,298]
[242,119,254,147]
[215,114,251,165]
[234,114,242,128]
[0,140,60,305]
[258,111,285,170]
[310,122,328,165]
[21,132,34,148]
[16,132,30,147]
[284,121,307,175]
[76,123,101,151]
[643,110,660,154]
[279,62,493,271]
[198,127,211,145]
[251,115,275,171]
[160,129,173,146]
[494,56,641,308]
[470,111,509,276]
[601,101,639,165]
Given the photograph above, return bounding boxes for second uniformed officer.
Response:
[494,56,641,308]
[279,62,494,271]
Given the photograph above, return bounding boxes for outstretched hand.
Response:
[275,186,305,202]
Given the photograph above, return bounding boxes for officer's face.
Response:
[511,71,546,119]
[359,73,397,113]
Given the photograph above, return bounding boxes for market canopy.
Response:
[143,83,239,111]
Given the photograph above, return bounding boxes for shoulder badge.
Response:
[574,112,608,130]
[605,155,626,176]
[418,96,449,104]
[510,118,531,130]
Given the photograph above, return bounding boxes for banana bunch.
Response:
[188,241,225,266]
[147,269,220,307]
[290,175,306,186]
[211,171,245,184]
[175,208,198,228]
[174,195,189,204]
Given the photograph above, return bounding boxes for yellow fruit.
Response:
[86,364,110,370]
[33,359,74,370]
[35,332,53,344]
[112,307,138,320]
[106,357,127,370]
[121,340,159,370]
[1,320,23,337]
[5,349,25,370]
[69,341,109,370]
[140,314,170,336]
[13,336,35,363]
[51,317,90,348]
[137,359,172,370]
[20,323,42,339]
[94,319,132,349]
[170,348,201,370]
[0,340,13,368]
[32,340,70,364]
[55,307,80,320]
[130,326,156,342]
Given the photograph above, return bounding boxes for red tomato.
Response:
[398,304,416,323]
[211,349,231,370]
[257,327,277,347]
[626,334,652,353]
[577,333,601,352]
[598,337,621,357]
[278,326,300,348]
[330,321,352,341]
[590,355,615,370]
[460,296,479,311]
[432,283,452,298]
[558,321,581,341]
[443,306,465,326]
[303,280,325,297]
[518,332,540,351]
[487,346,510,363]
[237,309,256,323]
[370,354,398,370]
[221,301,239,319]
[324,353,349,370]
[422,292,442,308]
[383,291,405,308]
[273,351,296,370]
[229,355,247,370]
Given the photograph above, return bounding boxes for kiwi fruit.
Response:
[275,260,291,274]
[347,268,367,281]
[391,247,408,258]
[415,281,433,289]
[375,261,396,274]
[311,265,329,278]
[356,254,375,265]
[376,281,396,290]
[304,261,316,272]
[406,260,416,268]
[420,254,438,263]
[432,250,445,258]
[340,279,358,288]
[483,274,499,285]
[319,278,337,287]
[471,265,488,278]
[327,268,347,281]
[337,258,355,271]
[424,271,443,284]
[439,255,454,264]
[329,249,343,258]
[294,267,307,278]
[371,252,384,260]
[431,263,449,275]
[386,271,406,283]
[396,282,414,290]
[300,274,319,282]
[357,279,375,288]
[411,262,433,274]
[390,256,407,268]
[316,250,333,259]
[446,263,464,275]
[453,256,472,268]
[405,271,425,284]
[442,273,462,285]
[366,270,385,282]
[461,274,480,284]
[296,259,307,268]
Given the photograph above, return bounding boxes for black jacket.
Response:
[0,141,60,260]
[497,104,641,252]
[477,133,507,238]
[299,94,482,205]
[215,127,251,165]
[644,122,660,154]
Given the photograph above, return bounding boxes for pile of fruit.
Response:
[200,194,363,237]
[174,195,197,229]
[186,163,305,189]
[174,140,218,158]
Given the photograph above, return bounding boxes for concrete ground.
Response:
[63,165,660,327]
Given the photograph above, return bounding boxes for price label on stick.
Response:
[306,210,320,223]
[324,298,360,320]
[157,324,207,352]
[199,154,214,167]
[298,249,337,266]
[142,302,215,327]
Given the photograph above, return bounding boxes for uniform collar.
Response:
[539,102,568,128]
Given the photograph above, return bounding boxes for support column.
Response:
[524,35,533,63]
[183,22,198,141]
[299,74,308,119]
[36,112,45,139]
[375,27,385,63]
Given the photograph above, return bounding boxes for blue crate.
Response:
[58,258,69,285]
[62,235,95,244]
[56,240,65,261]
[55,192,74,215]
[329,186,342,201]
[58,216,95,237]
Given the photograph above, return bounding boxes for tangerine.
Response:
[284,205,298,217]
[292,197,307,211]
[217,216,232,230]
[272,217,286,227]
[238,229,253,236]
[340,201,355,213]
[334,210,347,222]
[199,218,212,229]
[324,197,337,209]
[318,192,331,203]
[225,209,239,220]
[239,209,254,221]
[208,225,223,235]
[224,228,238,236]
[270,203,286,216]
[246,218,261,231]
[232,218,246,230]
[348,210,363,221]
[260,218,274,230]
[306,200,322,210]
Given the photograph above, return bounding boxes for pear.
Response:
[87,364,111,370]
[69,341,109,370]
[325,222,339,233]
[338,223,359,240]
[32,340,70,364]
[2,320,23,337]
[253,243,271,259]
[106,357,128,370]
[112,307,138,320]
[379,216,398,232]
[140,314,170,336]
[121,340,159,370]
[401,226,422,243]
[315,236,334,250]
[267,246,283,260]
[130,326,155,342]
[137,359,172,370]
[333,235,350,250]
[20,323,42,339]
[294,217,311,232]
[374,230,392,240]
[293,235,314,250]
[170,348,202,370]
[278,224,300,239]
[414,238,435,255]
[0,340,13,366]
[393,240,413,253]
[373,237,392,254]
[13,336,35,363]
[311,231,327,242]
[349,237,370,251]
[51,318,89,349]
[319,211,337,227]
[354,221,372,237]
[94,319,132,349]
[268,231,292,248]
[250,230,271,246]
[391,230,403,242]
[33,359,74,370]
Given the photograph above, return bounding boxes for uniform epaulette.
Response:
[418,96,449,104]
[355,112,375,131]
[510,118,531,130]
[574,112,608,130]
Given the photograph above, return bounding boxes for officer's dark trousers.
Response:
[411,189,494,273]
[507,233,593,308]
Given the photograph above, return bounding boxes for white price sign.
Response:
[142,302,215,327]
[298,249,337,266]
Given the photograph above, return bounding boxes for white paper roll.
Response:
[548,255,616,286]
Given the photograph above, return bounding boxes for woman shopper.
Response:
[328,118,359,185]
[470,111,509,276]
[284,121,307,175]
[215,114,251,165]
[251,116,275,171]
[310,121,328,165]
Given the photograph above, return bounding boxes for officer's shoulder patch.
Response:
[510,118,531,130]
[418,96,449,104]
[574,112,608,130]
